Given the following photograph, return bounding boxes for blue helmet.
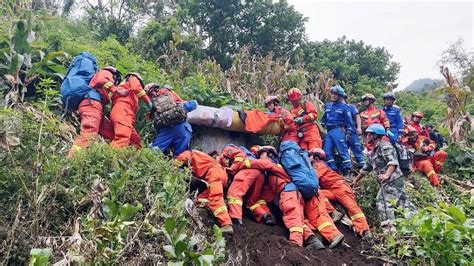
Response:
[329,85,346,97]
[383,92,396,100]
[365,123,386,135]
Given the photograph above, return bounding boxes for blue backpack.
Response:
[279,140,319,199]
[60,52,100,111]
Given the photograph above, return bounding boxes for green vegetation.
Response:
[1,1,473,265]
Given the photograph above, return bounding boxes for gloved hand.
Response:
[294,117,304,124]
[386,130,394,138]
[148,101,154,111]
[183,100,198,112]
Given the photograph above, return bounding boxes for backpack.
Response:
[279,140,319,199]
[393,142,412,177]
[60,52,99,111]
[152,93,188,129]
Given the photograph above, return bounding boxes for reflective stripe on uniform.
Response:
[213,205,228,216]
[342,160,351,163]
[136,89,146,97]
[434,161,444,166]
[351,213,365,220]
[289,226,304,233]
[104,81,113,89]
[427,170,435,177]
[228,197,243,206]
[234,157,244,162]
[327,159,335,163]
[244,159,251,168]
[317,221,333,231]
[197,198,208,207]
[71,145,82,152]
[308,113,315,120]
[249,199,267,212]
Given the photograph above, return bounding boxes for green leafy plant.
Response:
[390,202,473,265]
[29,248,52,266]
[162,217,224,265]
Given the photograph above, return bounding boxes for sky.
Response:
[287,0,473,90]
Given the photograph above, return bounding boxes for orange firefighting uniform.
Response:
[176,150,232,227]
[312,160,369,235]
[273,106,299,142]
[109,75,151,149]
[290,101,322,149]
[304,193,341,242]
[233,158,315,246]
[68,70,117,157]
[361,106,390,150]
[407,122,429,138]
[402,136,447,186]
[220,146,270,222]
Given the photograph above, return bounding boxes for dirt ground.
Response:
[223,208,382,266]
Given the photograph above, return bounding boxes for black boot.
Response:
[232,218,243,227]
[262,213,276,226]
[305,235,325,250]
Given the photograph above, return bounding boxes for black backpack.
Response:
[393,143,412,177]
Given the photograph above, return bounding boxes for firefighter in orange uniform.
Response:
[68,66,123,157]
[264,96,299,143]
[287,88,323,150]
[220,145,275,226]
[408,111,429,138]
[110,73,153,149]
[360,93,392,149]
[402,126,447,186]
[239,146,325,249]
[308,148,371,237]
[176,150,233,235]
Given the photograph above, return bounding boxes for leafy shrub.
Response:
[390,202,473,265]
[444,142,474,181]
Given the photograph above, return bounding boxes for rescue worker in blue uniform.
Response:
[381,92,404,143]
[321,85,354,176]
[341,94,365,168]
[147,84,197,157]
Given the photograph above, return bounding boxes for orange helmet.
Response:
[361,93,376,101]
[309,148,326,160]
[412,111,424,119]
[250,145,261,156]
[287,88,302,100]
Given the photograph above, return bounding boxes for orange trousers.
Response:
[68,99,114,157]
[195,165,232,227]
[258,177,314,246]
[110,102,141,149]
[305,194,341,241]
[298,128,322,150]
[414,150,447,186]
[227,169,268,221]
[319,182,369,235]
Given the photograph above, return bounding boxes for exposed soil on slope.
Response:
[222,208,382,265]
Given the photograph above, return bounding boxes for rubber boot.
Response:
[331,210,344,223]
[305,235,325,250]
[328,234,344,249]
[262,213,276,226]
[232,218,243,227]
[220,225,234,236]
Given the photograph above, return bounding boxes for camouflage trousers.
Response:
[376,177,416,223]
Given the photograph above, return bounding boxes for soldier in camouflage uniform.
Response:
[353,124,416,230]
